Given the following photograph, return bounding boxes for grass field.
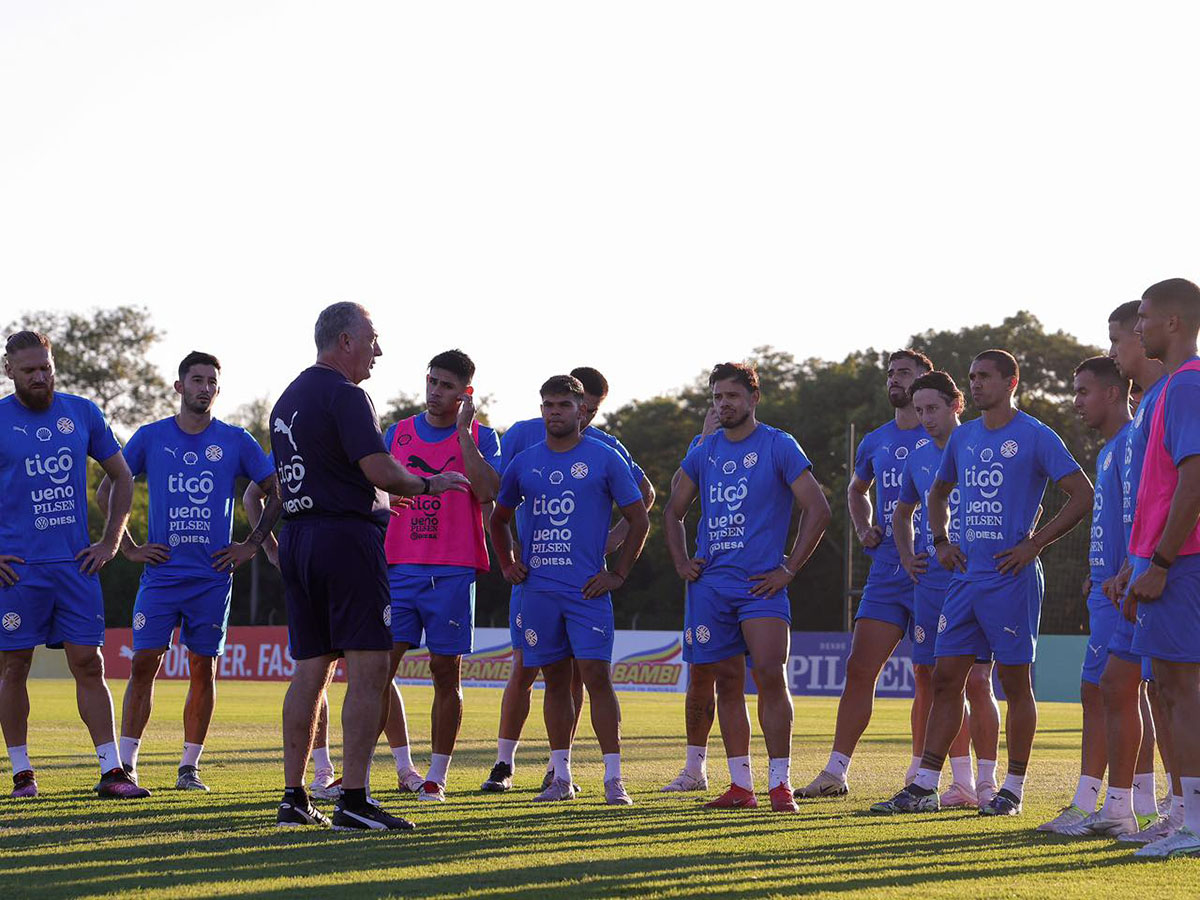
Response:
[1,681,1197,899]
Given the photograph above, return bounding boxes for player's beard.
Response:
[720,409,750,430]
[185,395,213,415]
[887,388,910,409]
[15,381,53,412]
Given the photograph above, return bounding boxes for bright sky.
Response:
[3,2,1198,429]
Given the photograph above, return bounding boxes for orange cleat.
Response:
[703,784,758,809]
[770,783,799,812]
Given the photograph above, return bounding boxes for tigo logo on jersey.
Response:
[696,625,711,644]
[524,629,538,647]
[743,452,758,469]
[1001,440,1019,459]
[56,417,74,435]
[206,445,223,462]
[2,612,21,632]
[570,462,589,479]
[133,613,146,631]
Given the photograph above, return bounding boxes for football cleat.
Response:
[396,767,424,793]
[176,765,209,791]
[416,780,445,802]
[277,797,331,828]
[1133,825,1200,858]
[532,777,576,802]
[770,784,798,812]
[661,769,708,792]
[10,770,37,799]
[870,786,939,815]
[704,785,758,809]
[978,788,1022,816]
[1157,793,1173,819]
[332,801,415,831]
[481,762,513,793]
[310,767,340,800]
[1058,809,1139,837]
[793,769,848,799]
[605,778,633,806]
[1119,812,1180,845]
[96,767,151,799]
[540,767,555,791]
[975,781,997,809]
[1036,804,1090,833]
[939,782,978,809]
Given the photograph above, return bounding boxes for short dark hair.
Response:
[178,351,221,382]
[1143,277,1200,325]
[708,362,759,394]
[428,349,475,383]
[1074,355,1131,393]
[4,330,51,356]
[569,367,608,398]
[540,375,584,399]
[888,349,933,372]
[973,349,1019,382]
[909,370,963,408]
[1108,300,1142,327]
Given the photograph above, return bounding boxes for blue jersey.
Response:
[1122,376,1166,552]
[853,421,928,566]
[1090,424,1131,583]
[680,424,812,594]
[897,435,959,590]
[497,436,643,592]
[0,392,120,564]
[1162,363,1200,467]
[124,417,274,583]
[936,411,1081,578]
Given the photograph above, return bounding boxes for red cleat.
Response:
[703,784,758,809]
[770,783,799,812]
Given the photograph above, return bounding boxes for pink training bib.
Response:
[1130,357,1200,558]
[383,416,491,571]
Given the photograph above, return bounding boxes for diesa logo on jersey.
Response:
[183,451,199,466]
[36,427,52,442]
[56,417,74,435]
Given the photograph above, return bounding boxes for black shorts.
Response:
[280,517,392,660]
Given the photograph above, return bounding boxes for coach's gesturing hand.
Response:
[0,554,24,586]
[583,571,625,599]
[427,472,471,494]
[675,557,705,582]
[124,541,170,566]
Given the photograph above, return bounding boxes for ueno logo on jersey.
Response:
[24,448,74,485]
[965,463,1004,499]
[709,478,749,512]
[532,491,575,526]
[169,470,215,504]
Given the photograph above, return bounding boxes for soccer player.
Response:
[874,348,1092,816]
[378,350,501,801]
[482,367,654,793]
[0,330,146,798]
[270,302,467,831]
[664,362,830,811]
[1038,356,1132,832]
[797,350,933,799]
[98,351,278,792]
[489,374,650,804]
[1124,277,1200,858]
[888,371,1001,810]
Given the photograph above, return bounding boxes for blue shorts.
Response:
[936,565,1043,666]
[912,579,950,667]
[132,576,232,657]
[1082,589,1121,686]
[520,588,614,668]
[388,568,475,656]
[684,579,790,666]
[1131,553,1200,664]
[508,582,525,651]
[0,561,104,650]
[855,562,915,636]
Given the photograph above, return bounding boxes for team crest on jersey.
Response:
[549,471,564,485]
[937,614,947,634]
[684,628,693,645]
[183,451,199,466]
[1103,451,1113,471]
[914,625,926,644]
[1134,406,1145,429]
[722,461,736,475]
[525,628,538,647]
[206,445,223,462]
[1001,440,1019,459]
[36,427,52,442]
[133,613,146,631]
[56,417,75,435]
[743,452,758,469]
[980,448,994,463]
[383,606,391,628]
[571,462,589,479]
[515,612,522,629]
[2,612,20,632]
[696,625,711,644]
[895,446,909,460]
[914,438,930,450]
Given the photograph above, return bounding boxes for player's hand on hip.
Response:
[211,541,258,573]
[857,525,883,550]
[0,555,25,586]
[76,538,119,575]
[501,559,528,585]
[675,557,705,582]
[936,542,966,573]
[749,564,794,597]
[428,472,470,494]
[994,538,1039,575]
[582,571,625,599]
[900,551,928,583]
[124,542,170,566]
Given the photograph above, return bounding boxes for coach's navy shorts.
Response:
[388,568,475,656]
[1131,552,1200,665]
[855,562,915,636]
[132,576,232,657]
[0,562,105,650]
[280,518,391,660]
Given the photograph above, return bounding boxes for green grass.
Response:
[1,681,1196,899]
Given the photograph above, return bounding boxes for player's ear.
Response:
[173,380,184,396]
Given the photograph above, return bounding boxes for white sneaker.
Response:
[309,768,341,800]
[1059,809,1140,838]
[532,777,576,802]
[1037,804,1091,833]
[975,781,997,809]
[939,782,978,809]
[397,767,424,793]
[1119,812,1180,845]
[1134,825,1200,858]
[660,769,708,792]
[794,769,848,799]
[1156,793,1173,819]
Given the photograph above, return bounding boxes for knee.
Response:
[965,670,993,705]
[129,653,163,684]
[1,652,33,683]
[996,667,1033,700]
[188,653,216,683]
[429,656,461,692]
[931,666,965,697]
[67,648,105,681]
[844,650,881,685]
[752,664,787,697]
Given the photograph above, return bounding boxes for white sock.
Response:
[96,741,120,772]
[603,753,622,782]
[1072,775,1103,811]
[950,756,975,790]
[119,737,140,772]
[391,744,413,773]
[1182,777,1200,832]
[1133,772,1158,817]
[826,750,851,779]
[427,753,451,786]
[1103,786,1133,819]
[181,742,203,769]
[685,745,707,777]
[7,744,31,774]
[768,757,791,790]
[1001,772,1026,799]
[1173,793,1185,821]
[728,755,753,791]
[497,738,518,768]
[977,758,997,786]
[914,767,940,792]
[311,745,332,771]
[550,749,571,783]
[905,755,921,784]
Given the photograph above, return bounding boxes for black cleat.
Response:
[96,767,151,799]
[277,797,331,827]
[979,788,1023,816]
[332,801,415,831]
[481,762,513,792]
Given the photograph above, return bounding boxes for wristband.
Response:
[779,562,796,577]
[932,535,949,547]
[419,476,431,494]
[1151,550,1174,570]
